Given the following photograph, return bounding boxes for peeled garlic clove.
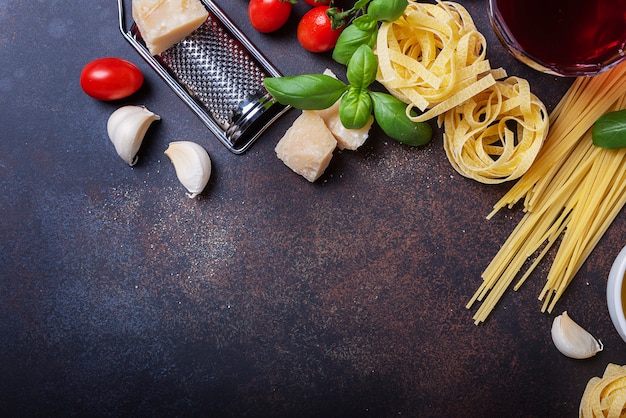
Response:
[107,105,160,165]
[164,141,211,198]
[551,311,603,359]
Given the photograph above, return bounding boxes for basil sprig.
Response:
[263,0,432,146]
[263,44,432,146]
[592,109,626,149]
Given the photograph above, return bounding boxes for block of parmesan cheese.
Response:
[275,111,337,182]
[316,100,373,150]
[132,0,209,55]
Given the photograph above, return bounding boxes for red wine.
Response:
[490,0,626,75]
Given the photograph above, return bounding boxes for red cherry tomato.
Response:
[80,58,144,101]
[304,0,331,5]
[248,0,293,33]
[297,6,344,53]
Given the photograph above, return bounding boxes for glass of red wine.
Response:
[489,0,626,76]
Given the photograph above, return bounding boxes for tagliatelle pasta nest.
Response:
[375,0,500,122]
[375,0,548,184]
[580,363,626,418]
[439,76,549,184]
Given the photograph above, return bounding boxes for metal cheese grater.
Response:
[117,0,290,154]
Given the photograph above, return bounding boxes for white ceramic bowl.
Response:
[607,245,626,343]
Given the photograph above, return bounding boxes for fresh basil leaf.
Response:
[339,87,373,130]
[592,109,626,149]
[352,14,377,31]
[370,91,432,146]
[332,23,378,66]
[264,75,348,110]
[367,0,408,22]
[346,44,378,89]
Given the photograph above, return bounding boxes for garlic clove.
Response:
[107,105,160,166]
[551,311,603,359]
[164,141,212,198]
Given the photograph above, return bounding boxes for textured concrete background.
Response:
[1,0,625,417]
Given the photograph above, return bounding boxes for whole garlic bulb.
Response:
[551,311,603,359]
[164,141,212,198]
[107,105,160,165]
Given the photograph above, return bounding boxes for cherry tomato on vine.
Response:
[80,58,144,101]
[248,0,293,33]
[297,6,344,53]
[303,0,331,6]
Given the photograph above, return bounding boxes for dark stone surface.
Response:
[1,1,625,417]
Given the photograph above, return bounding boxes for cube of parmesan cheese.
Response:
[275,111,337,182]
[132,0,209,55]
[316,100,374,150]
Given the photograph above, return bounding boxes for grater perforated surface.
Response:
[159,14,268,130]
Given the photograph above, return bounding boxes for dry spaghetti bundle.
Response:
[467,62,626,324]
